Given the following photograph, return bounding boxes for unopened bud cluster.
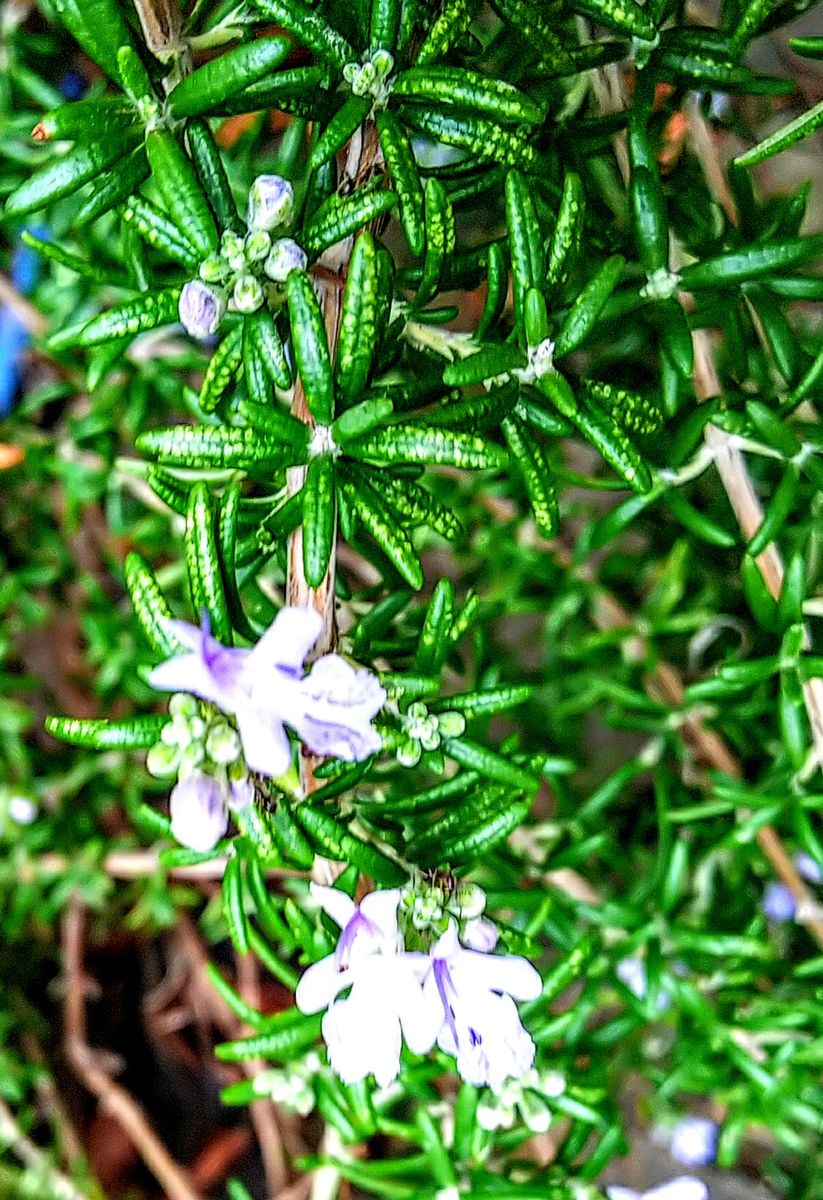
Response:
[146,692,246,782]
[477,1067,566,1133]
[399,877,492,950]
[179,174,307,339]
[396,701,465,767]
[251,1052,322,1116]
[343,49,394,107]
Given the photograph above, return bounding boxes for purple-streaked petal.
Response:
[249,606,323,676]
[235,705,292,777]
[288,712,382,762]
[169,772,228,852]
[358,889,401,940]
[149,652,231,708]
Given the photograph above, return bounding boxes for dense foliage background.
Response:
[2,0,823,1197]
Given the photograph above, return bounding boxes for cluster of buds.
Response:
[178,174,307,340]
[342,49,394,107]
[249,1052,322,1116]
[146,692,252,852]
[396,701,465,767]
[399,878,497,953]
[476,1066,566,1133]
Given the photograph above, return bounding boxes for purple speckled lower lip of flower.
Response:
[149,607,386,778]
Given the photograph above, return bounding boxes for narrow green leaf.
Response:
[251,0,357,69]
[45,715,166,750]
[168,37,290,118]
[124,552,183,656]
[186,482,232,642]
[302,454,336,587]
[145,128,218,257]
[375,111,425,256]
[287,271,335,424]
[346,423,507,469]
[341,475,424,588]
[336,232,379,406]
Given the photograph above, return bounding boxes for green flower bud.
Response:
[169,693,199,719]
[436,710,466,738]
[199,254,229,284]
[206,721,242,765]
[146,741,179,777]
[233,273,264,313]
[397,739,421,768]
[245,229,272,263]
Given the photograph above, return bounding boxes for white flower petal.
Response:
[645,1180,708,1200]
[169,772,228,852]
[295,954,353,1014]
[310,883,357,931]
[451,945,542,1001]
[359,888,401,941]
[250,606,323,675]
[322,984,402,1088]
[606,1189,641,1200]
[235,705,292,777]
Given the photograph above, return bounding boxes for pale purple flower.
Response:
[763,881,796,921]
[607,1179,708,1200]
[263,237,308,283]
[179,280,226,339]
[616,956,671,1013]
[295,886,437,1088]
[462,916,499,953]
[422,923,541,1088]
[670,1116,718,1167]
[247,174,294,232]
[169,771,229,852]
[149,607,385,778]
[795,852,823,884]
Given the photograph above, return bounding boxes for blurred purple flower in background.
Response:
[670,1116,718,1167]
[0,233,43,417]
[763,881,797,921]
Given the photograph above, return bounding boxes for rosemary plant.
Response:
[3,0,823,1196]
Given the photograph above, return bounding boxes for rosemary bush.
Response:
[3,0,823,1196]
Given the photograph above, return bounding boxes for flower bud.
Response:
[199,254,229,283]
[8,795,37,825]
[248,174,294,232]
[462,916,499,952]
[206,721,242,765]
[436,710,466,738]
[179,280,226,340]
[169,771,228,852]
[169,693,199,719]
[233,273,264,313]
[263,237,307,283]
[245,229,272,263]
[146,741,179,777]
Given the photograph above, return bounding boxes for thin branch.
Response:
[0,1095,91,1200]
[61,899,208,1200]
